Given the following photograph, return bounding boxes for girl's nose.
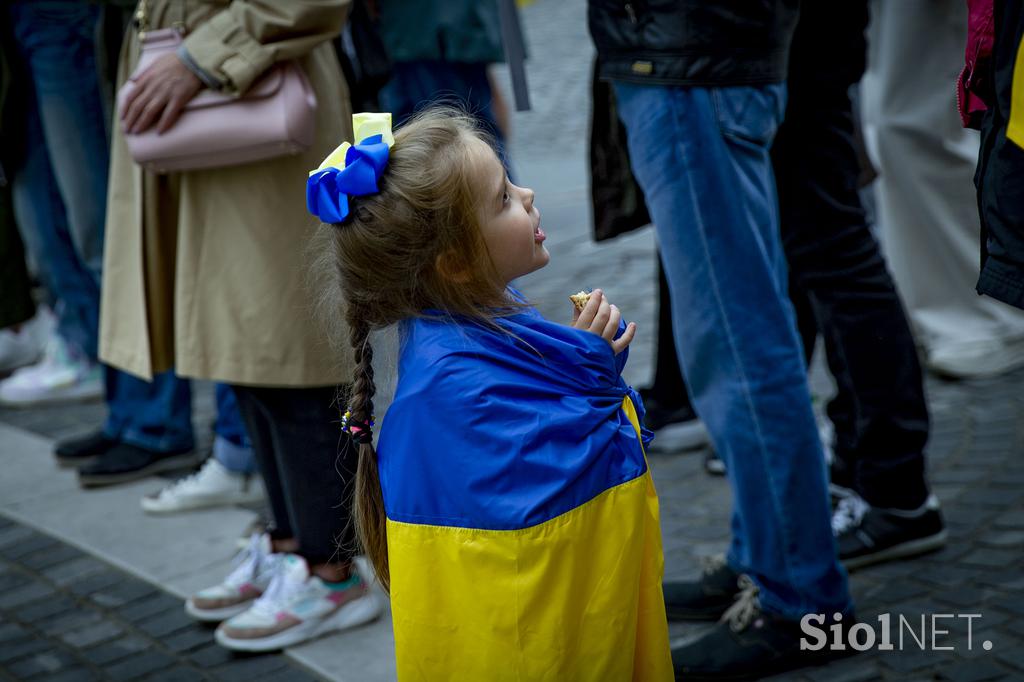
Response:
[522,186,535,210]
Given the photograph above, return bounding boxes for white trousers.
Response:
[861,0,1024,354]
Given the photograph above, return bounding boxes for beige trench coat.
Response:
[100,0,353,387]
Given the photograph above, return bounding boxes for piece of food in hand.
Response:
[569,290,591,311]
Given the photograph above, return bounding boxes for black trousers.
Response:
[650,2,930,509]
[232,384,358,565]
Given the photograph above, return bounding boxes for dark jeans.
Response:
[232,384,357,566]
[0,187,35,330]
[777,1,929,510]
[650,1,930,510]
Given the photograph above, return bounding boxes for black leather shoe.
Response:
[54,431,118,468]
[77,443,198,488]
[664,555,740,621]
[672,576,856,681]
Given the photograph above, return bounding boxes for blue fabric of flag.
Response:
[377,303,653,531]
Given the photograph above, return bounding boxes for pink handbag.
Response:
[118,28,317,173]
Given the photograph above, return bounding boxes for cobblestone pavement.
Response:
[0,516,318,682]
[3,1,1023,680]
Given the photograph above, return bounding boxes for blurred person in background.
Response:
[104,0,379,651]
[376,0,510,162]
[3,0,258,494]
[971,0,1024,311]
[862,0,1024,378]
[1,1,110,406]
[588,1,855,678]
[0,24,45,376]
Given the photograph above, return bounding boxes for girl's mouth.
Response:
[534,226,546,243]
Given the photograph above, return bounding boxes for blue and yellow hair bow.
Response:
[307,113,395,224]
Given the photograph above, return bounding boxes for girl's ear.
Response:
[435,251,474,284]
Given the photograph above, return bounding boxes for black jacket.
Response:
[975,0,1024,310]
[588,0,800,86]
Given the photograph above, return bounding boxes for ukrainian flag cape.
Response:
[378,304,673,681]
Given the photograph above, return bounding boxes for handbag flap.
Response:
[184,68,285,111]
[131,28,286,111]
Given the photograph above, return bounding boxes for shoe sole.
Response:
[675,647,859,682]
[78,452,201,488]
[704,459,726,476]
[842,529,948,572]
[0,387,103,408]
[185,598,255,623]
[648,420,711,453]
[56,455,100,469]
[142,491,266,514]
[214,595,382,652]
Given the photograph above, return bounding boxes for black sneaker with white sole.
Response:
[664,555,740,621]
[671,575,856,681]
[833,494,947,571]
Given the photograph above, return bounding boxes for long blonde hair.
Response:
[314,107,516,590]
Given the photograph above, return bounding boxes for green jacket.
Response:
[377,0,503,64]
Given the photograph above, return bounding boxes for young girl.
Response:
[310,109,672,680]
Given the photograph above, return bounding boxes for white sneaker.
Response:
[141,457,264,514]
[0,308,53,374]
[0,332,102,407]
[215,554,381,652]
[926,336,1024,378]
[186,534,282,622]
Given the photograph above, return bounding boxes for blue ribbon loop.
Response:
[306,134,390,224]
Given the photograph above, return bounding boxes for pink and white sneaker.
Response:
[215,554,381,652]
[186,533,281,622]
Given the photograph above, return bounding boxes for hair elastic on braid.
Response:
[341,409,375,444]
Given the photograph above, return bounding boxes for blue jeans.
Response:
[103,370,194,454]
[8,0,108,360]
[102,374,253,462]
[614,82,852,619]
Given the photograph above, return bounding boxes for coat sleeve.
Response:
[182,0,349,95]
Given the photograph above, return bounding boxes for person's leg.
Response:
[615,82,851,621]
[213,383,256,474]
[184,385,284,622]
[102,369,193,452]
[861,0,1024,375]
[139,382,261,514]
[213,385,377,652]
[70,369,196,486]
[8,0,109,358]
[232,385,357,567]
[0,189,37,333]
[776,2,930,512]
[231,385,294,542]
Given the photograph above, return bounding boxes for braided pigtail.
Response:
[345,306,391,591]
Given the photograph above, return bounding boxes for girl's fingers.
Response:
[591,297,611,333]
[603,305,621,341]
[575,289,603,328]
[612,322,637,355]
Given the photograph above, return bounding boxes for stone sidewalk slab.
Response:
[0,422,397,682]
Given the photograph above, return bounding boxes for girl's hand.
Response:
[571,289,637,355]
[121,53,203,135]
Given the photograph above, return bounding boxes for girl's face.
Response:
[473,140,549,285]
